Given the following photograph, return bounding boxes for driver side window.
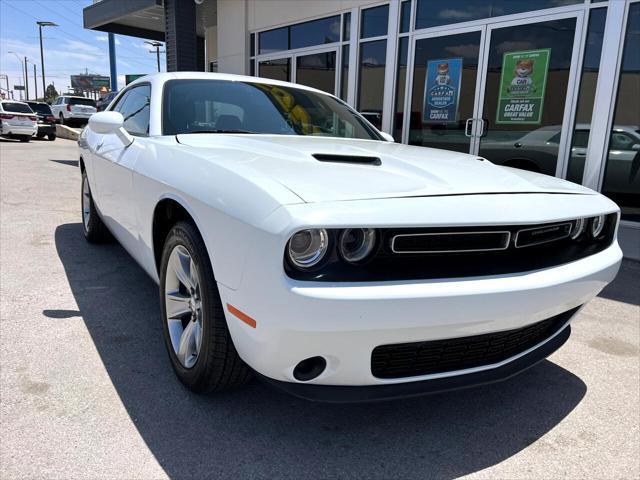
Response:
[113,85,151,136]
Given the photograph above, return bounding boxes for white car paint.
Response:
[0,101,37,139]
[78,72,622,393]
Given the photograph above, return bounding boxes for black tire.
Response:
[81,170,111,243]
[36,133,46,139]
[19,136,31,142]
[159,221,251,393]
[59,113,65,125]
[48,133,57,141]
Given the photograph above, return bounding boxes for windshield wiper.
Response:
[187,129,257,134]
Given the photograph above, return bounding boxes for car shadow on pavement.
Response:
[598,259,639,306]
[54,222,587,480]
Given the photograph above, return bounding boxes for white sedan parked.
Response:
[78,72,622,402]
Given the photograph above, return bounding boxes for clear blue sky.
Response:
[0,0,165,96]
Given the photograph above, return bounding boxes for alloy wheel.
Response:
[164,245,204,369]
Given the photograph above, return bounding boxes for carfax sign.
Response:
[422,58,463,124]
[496,49,550,124]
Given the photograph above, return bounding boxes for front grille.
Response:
[371,307,578,379]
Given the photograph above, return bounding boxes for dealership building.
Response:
[84,0,639,257]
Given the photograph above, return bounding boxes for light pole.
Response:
[145,41,164,72]
[37,21,57,99]
[26,59,38,100]
[8,52,25,100]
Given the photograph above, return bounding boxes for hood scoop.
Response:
[312,153,381,166]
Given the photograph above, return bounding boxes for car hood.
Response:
[176,135,595,203]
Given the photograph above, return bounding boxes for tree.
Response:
[44,83,59,103]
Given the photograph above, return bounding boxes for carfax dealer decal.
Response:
[423,58,463,124]
[496,49,550,125]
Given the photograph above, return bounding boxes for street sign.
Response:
[14,85,25,91]
[125,74,146,85]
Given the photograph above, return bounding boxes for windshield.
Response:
[27,103,52,114]
[69,97,96,107]
[162,79,381,140]
[3,102,33,114]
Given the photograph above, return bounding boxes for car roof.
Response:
[1,100,29,105]
[127,71,335,98]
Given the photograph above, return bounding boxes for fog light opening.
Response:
[293,356,327,382]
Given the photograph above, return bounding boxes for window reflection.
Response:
[291,16,340,50]
[357,40,387,130]
[393,37,409,141]
[360,5,389,39]
[602,3,640,222]
[296,52,336,94]
[415,0,581,30]
[259,58,291,82]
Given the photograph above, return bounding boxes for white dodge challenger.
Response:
[78,72,622,402]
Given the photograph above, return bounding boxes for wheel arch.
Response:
[151,195,213,278]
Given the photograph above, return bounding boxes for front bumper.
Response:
[219,242,621,390]
[256,322,572,402]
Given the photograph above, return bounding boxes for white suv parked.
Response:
[0,100,37,142]
[51,96,97,126]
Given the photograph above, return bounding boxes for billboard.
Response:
[125,74,146,85]
[422,58,463,124]
[70,75,110,90]
[496,49,550,124]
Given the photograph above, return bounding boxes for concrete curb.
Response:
[55,124,81,142]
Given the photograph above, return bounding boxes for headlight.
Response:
[571,218,586,239]
[287,229,329,268]
[590,215,605,238]
[339,228,376,263]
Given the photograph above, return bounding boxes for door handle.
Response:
[464,118,473,137]
[478,118,488,138]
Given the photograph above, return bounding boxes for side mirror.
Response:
[631,143,640,151]
[88,111,133,146]
[380,131,395,143]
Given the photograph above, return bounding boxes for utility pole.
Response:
[37,21,58,98]
[32,63,38,99]
[108,33,117,92]
[145,41,164,72]
[24,56,29,100]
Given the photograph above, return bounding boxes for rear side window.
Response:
[69,97,96,107]
[113,85,151,136]
[2,102,33,114]
[28,103,53,115]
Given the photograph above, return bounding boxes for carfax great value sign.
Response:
[422,58,463,124]
[496,49,550,125]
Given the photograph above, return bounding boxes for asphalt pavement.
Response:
[1,137,638,479]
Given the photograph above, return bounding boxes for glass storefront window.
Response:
[250,33,255,57]
[360,4,389,39]
[393,37,409,141]
[415,0,581,30]
[602,3,640,222]
[290,15,340,50]
[400,1,411,33]
[295,51,336,94]
[357,40,387,129]
[343,12,351,41]
[259,27,288,55]
[340,45,349,101]
[259,58,291,82]
[566,7,607,185]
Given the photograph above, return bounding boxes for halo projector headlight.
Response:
[571,218,586,240]
[287,229,329,268]
[590,215,605,238]
[339,228,376,263]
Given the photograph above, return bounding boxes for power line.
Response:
[4,1,160,64]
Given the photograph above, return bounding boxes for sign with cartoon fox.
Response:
[496,49,550,124]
